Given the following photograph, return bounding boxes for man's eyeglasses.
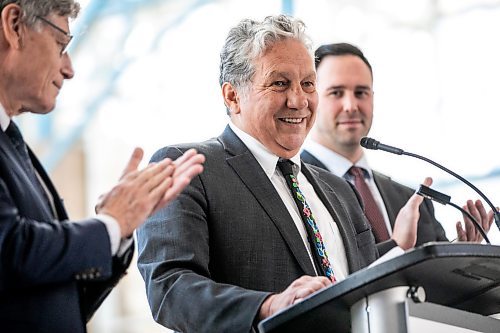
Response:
[35,15,73,56]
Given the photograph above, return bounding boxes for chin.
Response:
[37,100,57,114]
[276,144,302,159]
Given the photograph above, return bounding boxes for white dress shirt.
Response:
[303,140,393,235]
[229,122,349,281]
[0,105,128,256]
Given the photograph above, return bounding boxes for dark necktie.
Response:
[348,166,390,242]
[5,121,52,208]
[277,159,336,282]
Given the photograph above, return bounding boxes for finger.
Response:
[290,276,331,291]
[143,164,175,192]
[409,177,433,208]
[423,177,433,187]
[292,280,330,300]
[456,221,467,241]
[120,147,144,179]
[487,209,496,230]
[149,176,175,209]
[463,201,478,241]
[289,275,316,287]
[474,200,489,232]
[174,152,205,177]
[156,164,204,210]
[172,149,198,169]
[132,157,174,187]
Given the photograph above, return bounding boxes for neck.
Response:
[311,133,363,164]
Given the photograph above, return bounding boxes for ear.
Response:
[221,82,241,115]
[1,4,24,51]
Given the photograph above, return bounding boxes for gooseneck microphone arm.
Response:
[360,137,500,232]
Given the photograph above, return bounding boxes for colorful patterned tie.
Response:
[348,166,390,242]
[277,159,336,283]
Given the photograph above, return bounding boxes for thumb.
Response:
[409,177,433,208]
[120,147,144,179]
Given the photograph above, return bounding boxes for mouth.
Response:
[338,119,363,126]
[278,117,306,124]
[53,82,62,90]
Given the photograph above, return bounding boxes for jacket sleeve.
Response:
[136,146,270,333]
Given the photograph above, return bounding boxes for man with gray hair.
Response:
[0,1,204,332]
[137,15,426,332]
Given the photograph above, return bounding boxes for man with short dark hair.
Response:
[0,1,204,332]
[137,16,428,333]
[301,42,493,246]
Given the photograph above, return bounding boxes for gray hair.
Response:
[219,14,313,110]
[0,0,80,27]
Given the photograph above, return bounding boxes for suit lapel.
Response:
[301,150,329,171]
[220,127,316,276]
[372,172,398,227]
[0,130,55,218]
[28,147,68,221]
[301,163,360,273]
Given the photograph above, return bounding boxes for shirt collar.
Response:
[302,139,374,179]
[229,121,302,179]
[0,103,11,131]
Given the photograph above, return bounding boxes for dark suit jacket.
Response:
[137,126,381,333]
[0,128,133,333]
[301,149,448,246]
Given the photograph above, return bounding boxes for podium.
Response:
[258,243,500,333]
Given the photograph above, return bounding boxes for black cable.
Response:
[416,184,490,244]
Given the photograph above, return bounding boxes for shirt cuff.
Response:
[369,246,405,268]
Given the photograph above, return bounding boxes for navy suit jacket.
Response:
[137,126,381,333]
[0,127,133,333]
[301,149,448,246]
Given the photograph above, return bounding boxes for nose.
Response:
[286,84,308,110]
[343,92,358,112]
[61,53,75,80]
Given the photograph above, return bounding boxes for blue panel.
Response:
[282,0,294,15]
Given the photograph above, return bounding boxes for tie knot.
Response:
[277,159,295,177]
[348,166,366,179]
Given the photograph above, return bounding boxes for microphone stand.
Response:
[361,137,500,232]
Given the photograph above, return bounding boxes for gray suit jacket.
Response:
[137,127,380,333]
[301,149,448,247]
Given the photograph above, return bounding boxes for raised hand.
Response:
[96,148,204,237]
[392,177,433,250]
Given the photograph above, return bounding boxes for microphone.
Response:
[360,137,404,155]
[417,184,490,244]
[360,136,500,232]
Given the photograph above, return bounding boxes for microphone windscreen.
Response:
[360,137,378,150]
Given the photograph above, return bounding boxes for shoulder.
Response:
[150,137,222,163]
[372,170,414,195]
[300,150,327,170]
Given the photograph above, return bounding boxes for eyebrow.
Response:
[326,84,371,91]
[265,70,316,80]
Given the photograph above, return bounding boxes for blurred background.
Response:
[18,0,500,332]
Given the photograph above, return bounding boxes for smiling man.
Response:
[137,16,429,333]
[0,1,204,332]
[301,42,493,246]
